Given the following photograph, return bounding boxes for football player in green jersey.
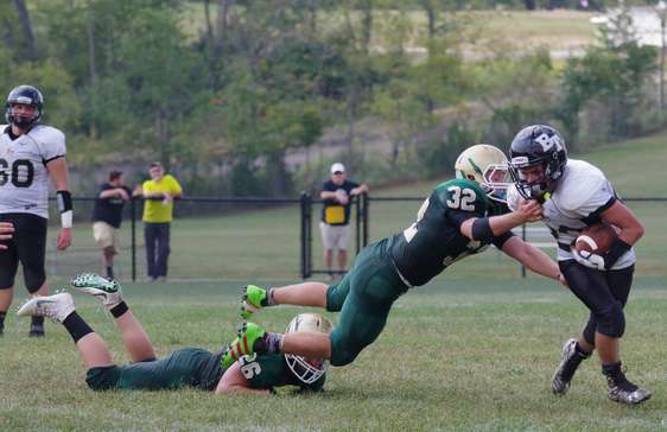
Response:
[16,273,331,395]
[223,144,566,369]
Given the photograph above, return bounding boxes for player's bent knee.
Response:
[85,366,121,391]
[329,331,362,366]
[595,302,625,338]
[24,270,46,294]
[330,346,359,367]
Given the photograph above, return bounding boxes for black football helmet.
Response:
[5,85,44,129]
[508,124,567,200]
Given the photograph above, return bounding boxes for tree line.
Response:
[0,0,660,196]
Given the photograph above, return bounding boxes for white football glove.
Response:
[571,248,606,271]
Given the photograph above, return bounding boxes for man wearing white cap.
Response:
[319,163,368,278]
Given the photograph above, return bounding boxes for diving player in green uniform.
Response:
[222,144,566,369]
[16,273,331,395]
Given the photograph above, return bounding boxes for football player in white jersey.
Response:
[508,124,650,405]
[0,85,73,337]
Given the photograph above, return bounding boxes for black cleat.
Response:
[605,368,651,405]
[29,323,45,337]
[552,338,590,395]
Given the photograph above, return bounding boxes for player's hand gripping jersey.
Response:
[390,178,513,286]
[0,124,66,218]
[507,159,635,270]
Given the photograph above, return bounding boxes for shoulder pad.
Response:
[29,125,65,145]
[556,160,607,211]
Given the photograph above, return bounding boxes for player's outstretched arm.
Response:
[460,199,543,241]
[215,362,271,395]
[500,236,566,286]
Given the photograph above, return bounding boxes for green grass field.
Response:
[1,278,665,431]
[3,131,666,430]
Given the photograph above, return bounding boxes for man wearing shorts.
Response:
[319,162,368,278]
[92,170,131,279]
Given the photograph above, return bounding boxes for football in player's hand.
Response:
[574,223,618,254]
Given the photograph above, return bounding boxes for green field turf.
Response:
[6,129,663,430]
[1,277,665,431]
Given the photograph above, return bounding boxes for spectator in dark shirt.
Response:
[91,170,131,279]
[320,163,368,278]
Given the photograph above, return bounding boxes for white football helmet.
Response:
[285,313,333,385]
[454,144,512,203]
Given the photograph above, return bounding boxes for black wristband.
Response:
[471,217,494,242]
[604,237,632,269]
[56,190,73,213]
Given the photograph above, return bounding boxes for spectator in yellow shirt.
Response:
[135,162,183,282]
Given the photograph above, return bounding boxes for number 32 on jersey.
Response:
[446,186,476,211]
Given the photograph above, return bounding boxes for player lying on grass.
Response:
[0,222,14,250]
[220,144,565,371]
[16,273,332,395]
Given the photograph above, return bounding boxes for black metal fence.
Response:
[50,194,667,282]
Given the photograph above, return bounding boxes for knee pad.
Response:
[595,302,625,338]
[329,329,361,367]
[24,269,46,294]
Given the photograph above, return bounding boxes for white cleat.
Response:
[17,293,75,323]
[70,273,122,308]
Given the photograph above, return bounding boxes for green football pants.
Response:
[326,239,409,366]
[85,348,221,391]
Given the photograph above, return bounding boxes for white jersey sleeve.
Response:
[557,160,616,221]
[31,125,67,162]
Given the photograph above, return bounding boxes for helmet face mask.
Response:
[5,85,44,130]
[285,313,333,385]
[454,144,512,203]
[508,125,567,200]
[509,160,548,200]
